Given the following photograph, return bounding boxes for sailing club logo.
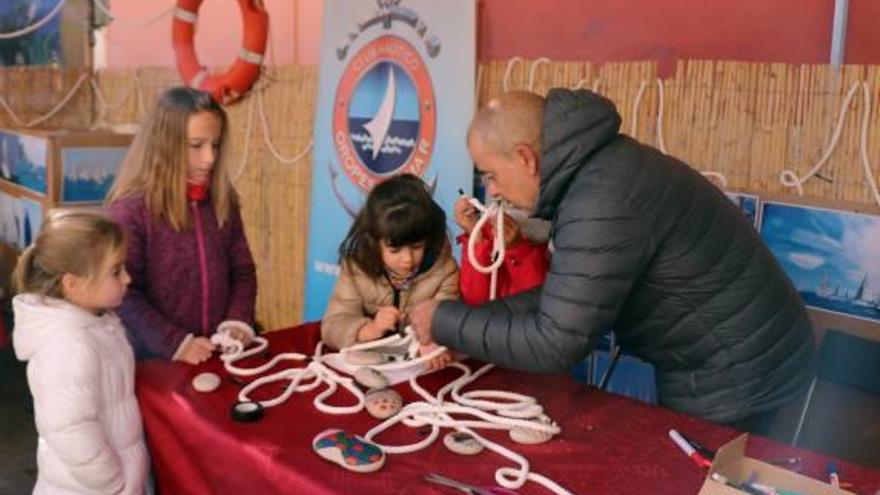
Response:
[331,1,439,193]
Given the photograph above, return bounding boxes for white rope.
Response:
[780,81,862,196]
[630,79,648,138]
[655,78,668,154]
[231,93,257,182]
[527,57,551,92]
[212,328,572,492]
[0,72,89,128]
[211,331,366,413]
[339,328,448,372]
[857,82,880,208]
[89,75,142,130]
[0,98,23,127]
[650,77,726,186]
[702,172,729,188]
[364,362,572,495]
[465,197,505,300]
[572,78,588,91]
[256,86,313,164]
[502,57,524,92]
[91,0,174,27]
[0,0,67,40]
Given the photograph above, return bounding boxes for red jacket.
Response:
[457,225,550,306]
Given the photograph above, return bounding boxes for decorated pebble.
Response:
[191,372,221,393]
[364,388,403,419]
[354,367,389,390]
[443,431,484,455]
[345,350,385,366]
[312,429,385,473]
[509,415,557,445]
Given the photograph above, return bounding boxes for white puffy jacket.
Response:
[13,294,148,495]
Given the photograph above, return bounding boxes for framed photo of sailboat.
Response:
[59,146,128,203]
[760,200,880,325]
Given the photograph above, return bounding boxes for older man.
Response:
[411,89,815,437]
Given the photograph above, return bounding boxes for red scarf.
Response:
[186,182,209,202]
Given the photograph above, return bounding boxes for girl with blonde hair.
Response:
[13,209,148,494]
[107,87,256,364]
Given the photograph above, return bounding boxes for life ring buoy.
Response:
[172,0,268,104]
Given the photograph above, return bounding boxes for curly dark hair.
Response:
[338,174,447,280]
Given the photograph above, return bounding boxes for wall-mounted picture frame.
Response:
[0,130,48,195]
[725,191,761,228]
[60,147,127,203]
[0,188,43,249]
[760,201,880,325]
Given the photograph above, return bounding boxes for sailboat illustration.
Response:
[362,66,396,160]
[852,273,879,309]
[816,271,833,298]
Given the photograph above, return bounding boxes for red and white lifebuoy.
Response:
[172,0,269,104]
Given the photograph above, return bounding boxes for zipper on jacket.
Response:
[191,201,210,335]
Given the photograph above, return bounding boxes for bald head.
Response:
[468,91,545,157]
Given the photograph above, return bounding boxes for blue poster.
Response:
[761,201,880,324]
[303,0,476,321]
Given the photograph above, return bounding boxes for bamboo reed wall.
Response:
[2,58,879,329]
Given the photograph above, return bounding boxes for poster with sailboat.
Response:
[303,0,476,320]
[760,201,880,324]
[60,147,127,203]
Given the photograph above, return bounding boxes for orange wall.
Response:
[104,0,880,70]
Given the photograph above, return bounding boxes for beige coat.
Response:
[321,246,460,350]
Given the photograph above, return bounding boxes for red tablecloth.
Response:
[136,324,880,495]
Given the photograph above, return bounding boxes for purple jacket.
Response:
[108,195,256,359]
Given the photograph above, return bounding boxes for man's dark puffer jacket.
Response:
[433,88,815,423]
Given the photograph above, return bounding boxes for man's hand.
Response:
[500,214,522,247]
[419,342,453,370]
[409,299,440,345]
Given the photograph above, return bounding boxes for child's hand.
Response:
[500,214,522,247]
[454,197,479,235]
[177,336,214,365]
[419,342,453,370]
[358,306,399,341]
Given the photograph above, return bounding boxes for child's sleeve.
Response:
[435,251,461,302]
[30,336,125,493]
[109,200,191,359]
[321,263,371,350]
[223,205,257,327]
[457,233,493,306]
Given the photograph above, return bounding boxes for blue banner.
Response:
[303,0,476,321]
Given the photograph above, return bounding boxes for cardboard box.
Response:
[698,434,854,495]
